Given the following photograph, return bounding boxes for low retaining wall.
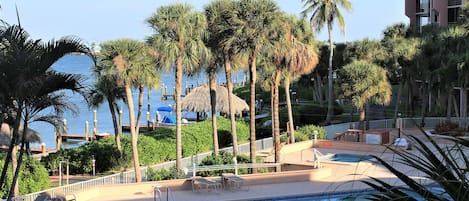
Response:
[73,168,331,201]
[316,140,392,153]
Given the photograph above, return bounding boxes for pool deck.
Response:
[84,128,449,201]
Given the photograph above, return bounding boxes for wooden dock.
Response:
[62,133,112,141]
[62,133,88,141]
[121,124,173,132]
[0,146,57,155]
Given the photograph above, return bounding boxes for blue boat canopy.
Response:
[162,115,176,124]
[157,106,172,112]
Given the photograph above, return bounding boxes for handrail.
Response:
[153,184,162,201]
[167,187,176,201]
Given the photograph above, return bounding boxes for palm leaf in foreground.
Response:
[363,128,469,201]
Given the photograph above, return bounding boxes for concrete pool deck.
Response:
[77,128,450,201]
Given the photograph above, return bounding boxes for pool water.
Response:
[252,189,373,201]
[321,153,373,163]
[252,186,448,201]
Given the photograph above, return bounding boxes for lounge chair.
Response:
[222,173,248,191]
[52,188,76,201]
[33,193,51,201]
[190,176,221,193]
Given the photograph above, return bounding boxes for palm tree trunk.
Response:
[108,100,122,155]
[326,24,335,124]
[284,75,295,143]
[0,105,22,191]
[125,85,141,182]
[10,144,18,197]
[175,57,183,171]
[446,86,453,122]
[273,70,281,171]
[224,58,238,157]
[420,79,430,127]
[8,119,29,200]
[393,80,404,124]
[359,108,365,132]
[316,72,324,106]
[209,68,219,156]
[249,54,257,170]
[135,85,145,134]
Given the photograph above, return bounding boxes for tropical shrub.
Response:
[147,166,185,181]
[280,125,326,143]
[434,122,465,136]
[196,151,268,177]
[296,125,326,139]
[0,156,50,198]
[42,117,250,174]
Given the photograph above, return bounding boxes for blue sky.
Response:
[0,0,408,45]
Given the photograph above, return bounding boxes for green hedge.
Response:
[281,124,326,143]
[0,155,50,198]
[42,117,250,174]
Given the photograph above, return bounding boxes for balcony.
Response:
[448,0,462,7]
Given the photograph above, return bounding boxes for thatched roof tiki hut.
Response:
[180,85,249,120]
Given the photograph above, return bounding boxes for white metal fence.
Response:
[15,117,467,201]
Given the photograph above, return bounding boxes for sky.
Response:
[0,0,408,45]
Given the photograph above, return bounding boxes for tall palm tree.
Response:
[0,25,91,199]
[234,0,280,169]
[381,23,419,123]
[131,48,159,134]
[283,16,318,144]
[267,14,318,167]
[302,0,352,124]
[98,39,153,183]
[88,70,125,154]
[147,3,209,171]
[205,0,246,157]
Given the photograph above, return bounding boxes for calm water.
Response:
[29,55,245,148]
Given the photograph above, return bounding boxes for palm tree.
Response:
[283,16,318,144]
[380,23,419,123]
[204,0,247,157]
[98,39,153,183]
[267,14,318,167]
[147,3,209,171]
[340,60,392,131]
[88,70,125,154]
[131,48,159,134]
[302,0,352,124]
[234,0,280,169]
[0,25,91,199]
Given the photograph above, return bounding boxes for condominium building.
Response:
[405,0,467,30]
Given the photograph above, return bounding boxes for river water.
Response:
[29,54,245,148]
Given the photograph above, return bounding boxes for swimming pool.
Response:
[252,189,373,201]
[252,185,448,201]
[320,153,373,163]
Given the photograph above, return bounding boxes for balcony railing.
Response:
[448,0,462,7]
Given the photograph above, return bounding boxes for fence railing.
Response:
[16,117,467,201]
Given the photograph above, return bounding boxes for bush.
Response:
[1,155,50,198]
[296,125,326,140]
[43,116,250,174]
[42,139,122,175]
[280,124,326,143]
[196,151,268,177]
[147,166,185,181]
[434,122,462,135]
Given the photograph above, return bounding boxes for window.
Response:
[448,7,459,23]
[448,0,462,7]
[416,0,429,13]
